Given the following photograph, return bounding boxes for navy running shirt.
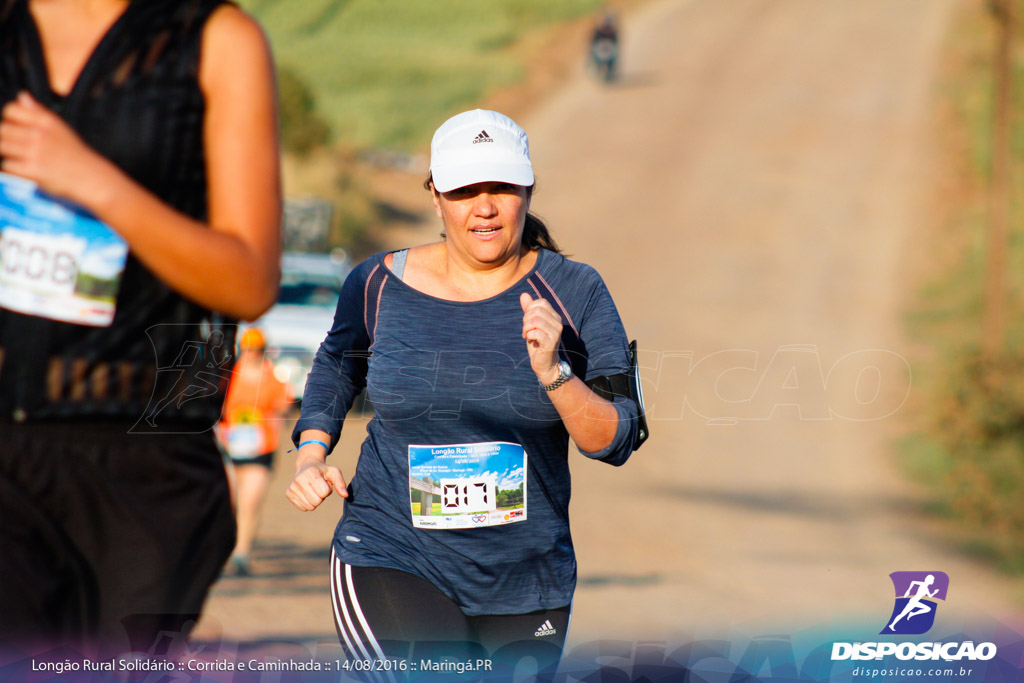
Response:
[294,248,639,615]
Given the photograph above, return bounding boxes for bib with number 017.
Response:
[0,172,129,327]
[408,441,527,530]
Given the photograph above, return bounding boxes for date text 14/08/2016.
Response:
[341,659,494,675]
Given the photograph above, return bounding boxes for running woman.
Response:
[287,109,643,678]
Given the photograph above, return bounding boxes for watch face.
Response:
[540,360,572,390]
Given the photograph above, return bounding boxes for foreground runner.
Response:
[0,0,280,657]
[287,109,645,678]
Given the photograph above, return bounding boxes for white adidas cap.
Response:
[429,109,534,193]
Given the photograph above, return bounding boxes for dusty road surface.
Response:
[195,0,1024,664]
[525,0,1024,644]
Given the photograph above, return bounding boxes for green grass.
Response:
[241,0,611,151]
[411,502,444,516]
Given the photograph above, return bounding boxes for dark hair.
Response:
[424,173,562,254]
[522,212,561,253]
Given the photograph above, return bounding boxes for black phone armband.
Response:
[584,340,649,450]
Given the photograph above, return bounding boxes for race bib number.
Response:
[408,441,527,530]
[225,424,266,459]
[0,172,128,326]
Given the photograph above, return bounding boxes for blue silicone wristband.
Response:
[298,439,330,452]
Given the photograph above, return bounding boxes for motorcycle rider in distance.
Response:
[590,10,620,82]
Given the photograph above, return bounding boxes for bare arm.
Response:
[540,373,619,452]
[520,292,618,453]
[0,6,281,320]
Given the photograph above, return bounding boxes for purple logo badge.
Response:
[880,571,949,635]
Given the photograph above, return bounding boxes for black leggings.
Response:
[330,550,571,680]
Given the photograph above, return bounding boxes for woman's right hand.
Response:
[0,7,283,322]
[0,92,118,203]
[287,452,348,511]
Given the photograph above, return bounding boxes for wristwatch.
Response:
[539,360,572,391]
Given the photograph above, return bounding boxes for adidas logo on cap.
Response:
[429,110,534,191]
[534,620,557,637]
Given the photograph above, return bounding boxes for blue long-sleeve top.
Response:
[294,248,638,615]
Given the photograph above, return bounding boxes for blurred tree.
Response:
[278,65,332,156]
[982,0,1015,357]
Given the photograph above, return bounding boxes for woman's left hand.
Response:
[0,91,114,204]
[520,292,563,385]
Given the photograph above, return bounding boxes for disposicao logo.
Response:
[831,571,997,663]
[881,571,949,635]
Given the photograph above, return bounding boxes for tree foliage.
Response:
[278,65,331,156]
[496,485,524,509]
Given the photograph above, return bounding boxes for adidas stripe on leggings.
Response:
[330,548,571,677]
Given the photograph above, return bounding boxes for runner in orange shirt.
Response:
[219,327,292,575]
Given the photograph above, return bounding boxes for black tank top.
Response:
[0,0,238,428]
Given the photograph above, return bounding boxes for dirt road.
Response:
[195,0,1023,658]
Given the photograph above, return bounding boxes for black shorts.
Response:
[330,550,571,681]
[0,421,236,658]
[228,450,274,469]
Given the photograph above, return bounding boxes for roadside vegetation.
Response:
[246,0,613,151]
[239,0,621,257]
[902,1,1024,571]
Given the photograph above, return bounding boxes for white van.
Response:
[254,250,349,400]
